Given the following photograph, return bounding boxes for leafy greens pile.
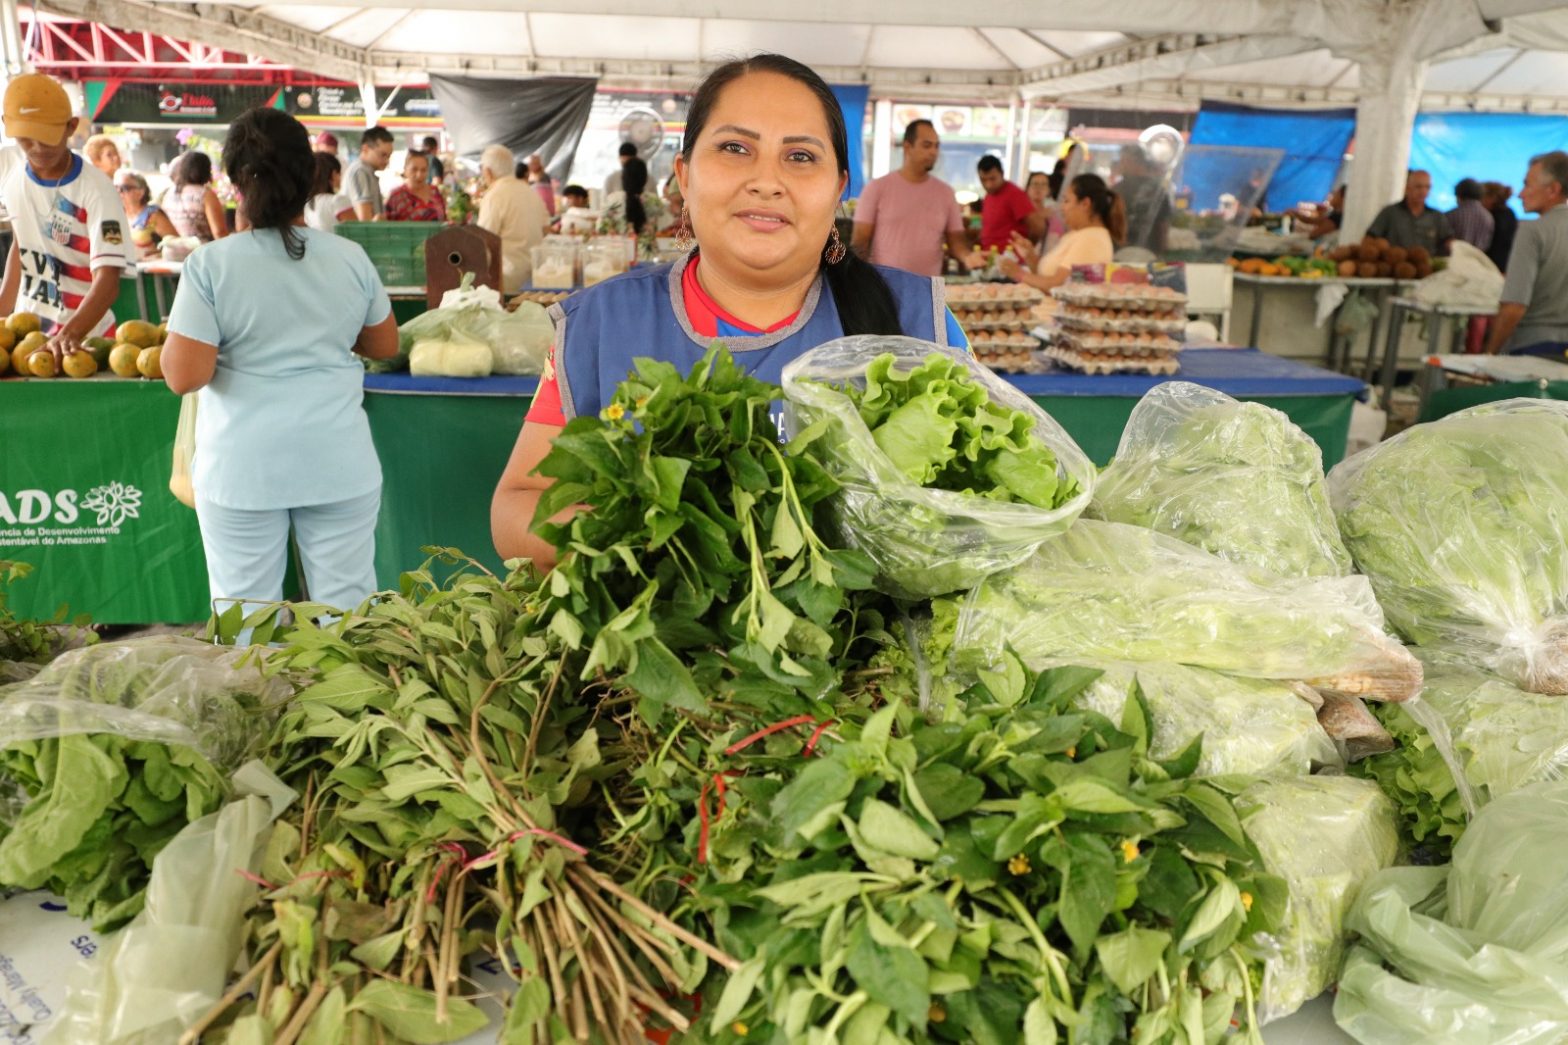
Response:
[1091,383,1352,579]
[783,336,1093,598]
[1328,398,1568,694]
[0,637,290,930]
[1352,658,1568,855]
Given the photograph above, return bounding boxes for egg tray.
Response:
[1044,345,1181,376]
[967,331,1040,350]
[974,344,1049,374]
[946,283,1046,311]
[956,313,1030,333]
[1056,308,1187,336]
[1051,283,1188,313]
[1054,332,1181,357]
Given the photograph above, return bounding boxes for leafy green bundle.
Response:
[1351,659,1568,855]
[600,664,1288,1045]
[0,637,290,930]
[783,337,1093,598]
[953,520,1423,704]
[1328,399,1568,694]
[1091,383,1352,579]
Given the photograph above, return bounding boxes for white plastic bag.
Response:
[782,336,1095,598]
[1090,382,1352,579]
[1409,241,1503,311]
[168,393,196,509]
[398,274,551,375]
[1328,398,1568,694]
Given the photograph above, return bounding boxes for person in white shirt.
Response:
[476,145,550,293]
[303,152,354,234]
[0,73,127,361]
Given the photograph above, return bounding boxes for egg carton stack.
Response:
[947,282,1046,373]
[1046,283,1187,375]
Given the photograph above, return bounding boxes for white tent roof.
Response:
[27,0,1568,110]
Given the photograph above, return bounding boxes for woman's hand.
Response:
[999,255,1025,281]
[1008,232,1040,270]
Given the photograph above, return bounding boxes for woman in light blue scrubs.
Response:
[161,107,402,612]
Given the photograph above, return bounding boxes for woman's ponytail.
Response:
[223,108,316,260]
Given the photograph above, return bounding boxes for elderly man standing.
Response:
[1485,151,1568,355]
[476,144,550,294]
[1367,169,1452,256]
[851,119,970,277]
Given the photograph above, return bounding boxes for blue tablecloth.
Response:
[1007,349,1365,398]
[364,373,540,396]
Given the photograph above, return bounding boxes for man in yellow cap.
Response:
[0,72,127,361]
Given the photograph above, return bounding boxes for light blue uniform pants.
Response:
[194,488,381,612]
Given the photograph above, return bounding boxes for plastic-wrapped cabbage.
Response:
[1334,779,1568,1044]
[1328,399,1568,694]
[953,519,1423,703]
[782,336,1094,598]
[1091,382,1352,578]
[1072,661,1339,777]
[1353,658,1568,854]
[1237,775,1399,1022]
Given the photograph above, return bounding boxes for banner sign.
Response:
[87,80,283,125]
[285,85,443,127]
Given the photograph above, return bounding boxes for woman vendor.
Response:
[492,53,966,569]
[1000,173,1124,292]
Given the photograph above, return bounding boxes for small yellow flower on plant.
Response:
[605,403,626,421]
[1065,746,1076,759]
[1120,839,1140,864]
[732,1022,749,1035]
[1008,853,1032,876]
[929,1004,947,1024]
[1240,891,1254,912]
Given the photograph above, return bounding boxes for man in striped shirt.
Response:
[0,73,126,361]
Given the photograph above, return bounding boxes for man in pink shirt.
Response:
[851,120,971,277]
[977,154,1044,250]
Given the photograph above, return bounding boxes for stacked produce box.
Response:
[1045,282,1186,374]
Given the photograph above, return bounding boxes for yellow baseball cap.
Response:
[4,74,73,144]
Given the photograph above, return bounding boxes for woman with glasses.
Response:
[114,170,178,256]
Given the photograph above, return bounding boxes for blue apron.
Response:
[548,253,949,421]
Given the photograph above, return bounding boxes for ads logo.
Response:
[80,483,143,527]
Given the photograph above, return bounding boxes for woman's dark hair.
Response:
[681,53,900,337]
[172,151,213,189]
[1069,173,1127,245]
[621,157,649,234]
[514,159,529,180]
[224,107,316,260]
[311,152,341,198]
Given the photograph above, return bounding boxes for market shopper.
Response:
[163,151,229,242]
[1305,184,1346,240]
[851,118,970,277]
[422,136,445,183]
[525,153,556,215]
[1447,178,1494,252]
[83,134,122,179]
[313,132,340,156]
[1484,181,1519,273]
[384,150,447,222]
[603,156,652,236]
[115,170,178,255]
[161,107,399,613]
[492,53,967,569]
[1114,143,1173,255]
[346,125,395,221]
[975,155,1043,251]
[0,73,127,356]
[603,141,637,196]
[1484,151,1568,356]
[1000,173,1122,291]
[304,153,353,233]
[1366,170,1452,256]
[475,144,550,293]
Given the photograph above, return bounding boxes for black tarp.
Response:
[429,75,598,184]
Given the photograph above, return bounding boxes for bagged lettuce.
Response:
[1328,399,1568,694]
[783,336,1094,598]
[1352,657,1568,853]
[953,519,1423,703]
[1334,779,1568,1044]
[1236,775,1400,1022]
[1071,661,1339,777]
[1091,382,1352,578]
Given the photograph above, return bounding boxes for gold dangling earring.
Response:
[824,225,847,265]
[674,214,695,254]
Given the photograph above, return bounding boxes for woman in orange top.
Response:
[1001,173,1124,291]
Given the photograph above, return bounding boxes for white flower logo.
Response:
[80,482,143,527]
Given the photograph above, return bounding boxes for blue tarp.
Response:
[1191,101,1356,212]
[1410,112,1568,214]
[831,84,870,201]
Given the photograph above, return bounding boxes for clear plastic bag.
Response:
[1235,775,1400,1023]
[782,336,1095,598]
[397,275,552,376]
[1090,382,1352,579]
[1333,779,1568,1044]
[1070,660,1340,776]
[0,636,292,771]
[952,519,1423,703]
[168,393,196,510]
[1328,399,1568,694]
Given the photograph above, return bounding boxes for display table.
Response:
[1374,297,1498,409]
[1,351,1359,624]
[1415,352,1568,421]
[1233,273,1410,374]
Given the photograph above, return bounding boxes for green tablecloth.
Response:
[2,367,1358,624]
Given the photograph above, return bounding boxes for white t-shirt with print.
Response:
[0,147,127,336]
